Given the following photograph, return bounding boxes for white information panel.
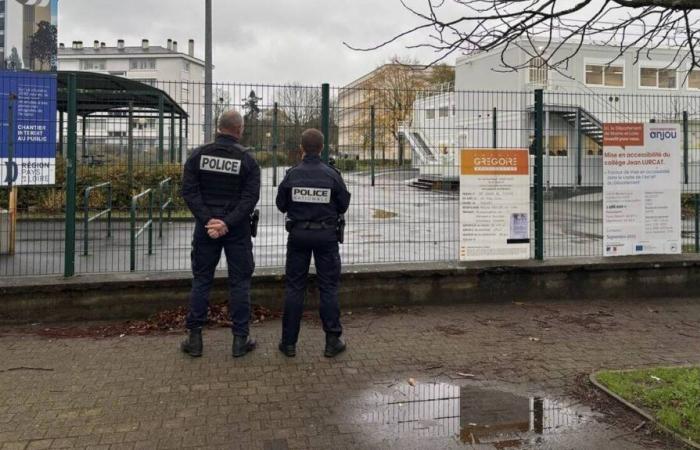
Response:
[603,123,681,256]
[459,149,530,261]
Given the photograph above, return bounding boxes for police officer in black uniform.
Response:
[276,129,351,358]
[180,110,260,358]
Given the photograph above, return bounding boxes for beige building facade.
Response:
[337,64,444,162]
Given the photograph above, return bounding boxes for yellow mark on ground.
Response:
[372,209,398,219]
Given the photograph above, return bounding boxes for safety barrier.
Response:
[158,178,173,239]
[130,189,153,272]
[82,182,112,256]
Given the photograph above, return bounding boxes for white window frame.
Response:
[685,63,700,91]
[526,56,548,86]
[638,62,679,91]
[583,58,626,89]
[80,59,107,71]
[129,58,156,71]
[582,134,603,158]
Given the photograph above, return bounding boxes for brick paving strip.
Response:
[0,299,698,449]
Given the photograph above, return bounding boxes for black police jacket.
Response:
[275,154,351,224]
[181,134,261,228]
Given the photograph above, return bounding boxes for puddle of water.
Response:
[355,382,591,448]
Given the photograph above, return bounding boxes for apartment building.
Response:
[58,38,206,157]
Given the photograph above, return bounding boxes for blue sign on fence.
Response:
[1,71,57,186]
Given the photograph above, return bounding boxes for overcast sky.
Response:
[58,0,454,86]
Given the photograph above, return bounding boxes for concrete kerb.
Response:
[589,369,700,450]
[2,255,700,323]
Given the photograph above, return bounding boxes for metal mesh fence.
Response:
[544,91,700,258]
[1,76,700,277]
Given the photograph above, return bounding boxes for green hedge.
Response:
[1,158,186,213]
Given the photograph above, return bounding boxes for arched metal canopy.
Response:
[56,71,187,118]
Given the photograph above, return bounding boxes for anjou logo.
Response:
[649,130,677,141]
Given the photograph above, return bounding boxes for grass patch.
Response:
[596,367,700,444]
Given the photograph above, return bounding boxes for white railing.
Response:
[416,82,454,100]
[546,79,634,122]
[398,122,439,164]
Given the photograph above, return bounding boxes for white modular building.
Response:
[402,41,700,189]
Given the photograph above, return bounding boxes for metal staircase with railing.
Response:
[398,124,438,164]
[524,103,604,147]
[557,106,603,145]
[397,124,461,190]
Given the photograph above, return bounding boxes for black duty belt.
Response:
[295,220,335,230]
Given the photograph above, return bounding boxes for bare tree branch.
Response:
[347,0,700,73]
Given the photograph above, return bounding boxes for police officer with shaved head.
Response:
[276,129,351,358]
[180,110,260,358]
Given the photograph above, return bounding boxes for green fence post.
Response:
[492,107,497,149]
[83,187,89,256]
[170,113,175,163]
[178,116,183,164]
[58,111,64,157]
[576,109,582,186]
[130,196,136,272]
[128,102,134,196]
[158,95,164,164]
[272,102,279,187]
[81,115,87,159]
[534,89,545,261]
[683,111,689,185]
[107,183,112,238]
[64,74,78,277]
[321,83,330,163]
[370,105,376,187]
[148,191,153,255]
[695,194,700,253]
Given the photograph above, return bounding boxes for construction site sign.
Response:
[0,71,57,186]
[459,149,530,261]
[603,123,681,256]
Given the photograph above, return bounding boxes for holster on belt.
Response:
[250,209,260,237]
[336,215,346,244]
[285,219,295,233]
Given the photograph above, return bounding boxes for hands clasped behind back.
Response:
[206,218,229,239]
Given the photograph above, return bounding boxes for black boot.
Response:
[232,335,256,358]
[324,334,346,358]
[180,328,203,357]
[278,341,296,358]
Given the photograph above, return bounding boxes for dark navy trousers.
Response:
[186,221,255,336]
[282,228,342,345]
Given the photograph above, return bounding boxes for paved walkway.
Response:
[1,299,699,449]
